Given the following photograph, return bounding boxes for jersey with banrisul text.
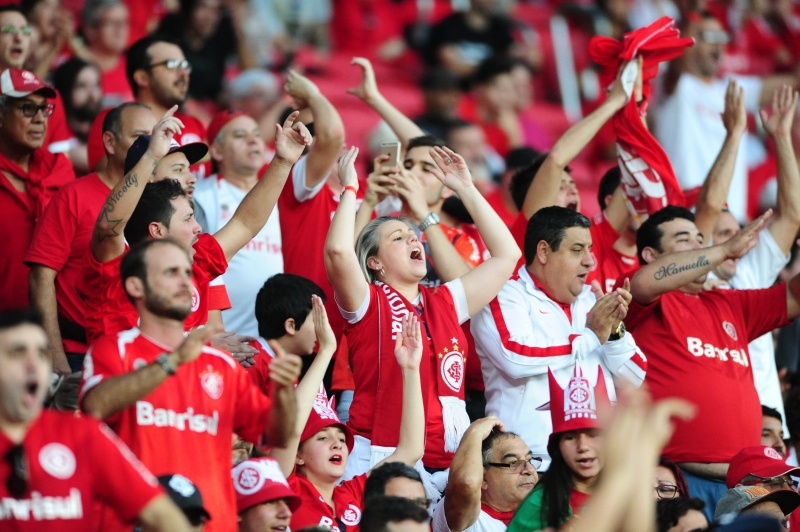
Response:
[288,473,366,532]
[79,328,273,532]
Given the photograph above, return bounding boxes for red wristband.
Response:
[341,185,358,198]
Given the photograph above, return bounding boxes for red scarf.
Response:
[0,148,75,217]
[481,504,516,526]
[370,282,470,454]
[589,17,691,222]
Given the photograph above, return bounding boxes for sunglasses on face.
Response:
[12,102,55,118]
[4,444,28,498]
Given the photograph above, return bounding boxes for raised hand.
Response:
[347,57,380,103]
[722,79,747,136]
[394,315,423,371]
[312,294,336,355]
[760,84,799,139]
[723,209,772,260]
[173,324,222,366]
[267,339,303,389]
[337,146,360,189]
[146,105,184,161]
[607,59,637,109]
[274,110,313,165]
[362,154,398,207]
[429,146,473,194]
[390,168,429,223]
[283,70,321,110]
[464,415,506,441]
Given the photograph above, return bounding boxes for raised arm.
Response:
[324,147,370,312]
[347,58,425,149]
[443,417,506,532]
[429,147,522,316]
[91,106,183,263]
[262,342,303,448]
[522,64,631,219]
[214,112,312,261]
[761,85,800,253]
[374,315,425,469]
[82,326,219,420]
[270,296,337,477]
[694,80,747,241]
[630,212,771,305]
[284,70,345,189]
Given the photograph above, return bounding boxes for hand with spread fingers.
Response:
[274,110,313,165]
[429,146,473,195]
[761,84,799,139]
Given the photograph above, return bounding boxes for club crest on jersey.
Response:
[191,286,200,312]
[723,321,738,341]
[440,349,465,393]
[39,443,76,479]
[200,370,224,399]
[341,504,362,526]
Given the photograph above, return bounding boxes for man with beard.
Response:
[0,307,194,531]
[432,417,538,532]
[80,238,302,532]
[26,102,156,376]
[126,36,210,177]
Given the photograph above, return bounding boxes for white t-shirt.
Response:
[194,174,283,338]
[432,498,507,532]
[654,73,762,222]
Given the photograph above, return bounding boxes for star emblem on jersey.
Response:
[440,348,465,393]
[341,504,362,526]
[764,447,783,460]
[723,321,738,341]
[200,370,224,400]
[39,443,76,479]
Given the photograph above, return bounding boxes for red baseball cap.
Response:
[0,68,56,99]
[301,383,354,452]
[206,110,250,146]
[87,108,111,171]
[726,446,800,488]
[232,457,301,513]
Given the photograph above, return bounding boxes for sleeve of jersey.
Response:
[601,328,647,386]
[195,234,229,279]
[233,365,273,443]
[510,212,527,252]
[339,473,367,508]
[290,155,326,202]
[471,287,601,380]
[208,276,232,311]
[734,283,791,341]
[23,187,75,270]
[78,334,126,406]
[92,421,164,522]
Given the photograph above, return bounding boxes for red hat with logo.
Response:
[538,364,610,437]
[726,446,800,488]
[232,457,301,513]
[0,68,56,98]
[300,383,354,452]
[206,110,250,146]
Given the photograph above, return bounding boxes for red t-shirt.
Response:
[288,473,367,532]
[79,233,228,345]
[174,112,211,179]
[100,57,134,107]
[586,213,638,293]
[79,328,273,532]
[0,409,163,531]
[24,173,110,353]
[484,188,517,228]
[625,284,790,463]
[45,91,75,154]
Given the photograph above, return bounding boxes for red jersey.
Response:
[484,188,517,228]
[246,340,273,396]
[45,91,75,154]
[174,112,211,179]
[0,410,162,531]
[79,233,228,345]
[288,473,366,532]
[24,173,110,353]
[586,213,637,293]
[79,328,273,532]
[100,57,134,107]
[625,284,789,463]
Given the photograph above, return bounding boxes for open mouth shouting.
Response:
[410,248,424,262]
[329,454,343,465]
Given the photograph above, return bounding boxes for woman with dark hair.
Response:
[656,455,691,500]
[507,365,609,531]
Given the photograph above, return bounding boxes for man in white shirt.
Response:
[194,111,282,341]
[432,417,537,532]
[654,12,797,222]
[470,206,646,468]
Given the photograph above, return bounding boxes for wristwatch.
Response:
[154,353,176,376]
[418,212,440,232]
[609,322,626,342]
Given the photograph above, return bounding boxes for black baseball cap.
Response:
[157,474,211,523]
[124,135,208,175]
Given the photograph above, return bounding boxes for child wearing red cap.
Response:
[271,300,425,532]
[506,364,612,531]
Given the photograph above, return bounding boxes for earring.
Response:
[380,268,386,277]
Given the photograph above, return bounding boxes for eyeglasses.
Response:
[147,59,192,73]
[4,444,28,498]
[486,457,542,473]
[744,477,800,491]
[655,484,680,499]
[12,102,55,118]
[0,25,32,36]
[700,30,731,44]
[411,497,432,509]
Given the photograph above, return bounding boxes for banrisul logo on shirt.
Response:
[723,321,738,341]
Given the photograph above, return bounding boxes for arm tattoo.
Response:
[653,255,711,280]
[93,172,138,243]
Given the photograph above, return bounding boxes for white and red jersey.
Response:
[470,266,647,468]
[586,213,638,293]
[288,472,366,532]
[432,498,509,532]
[194,174,283,339]
[79,328,273,532]
[625,283,789,463]
[0,410,163,531]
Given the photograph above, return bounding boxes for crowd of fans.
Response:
[7,0,800,531]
